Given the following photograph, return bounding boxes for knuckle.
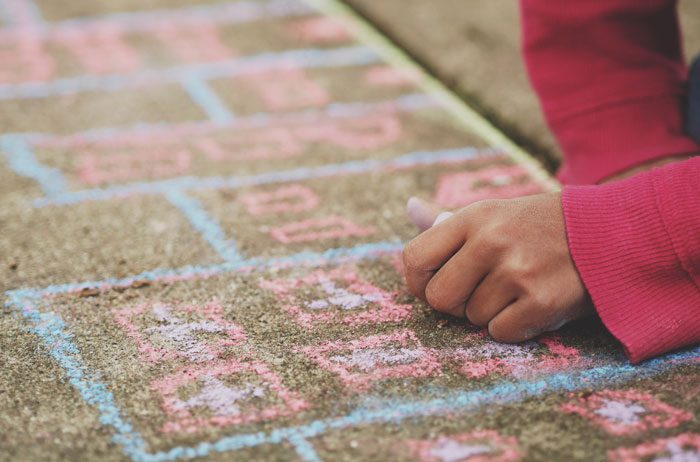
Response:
[424,280,452,312]
[402,240,424,273]
[465,306,489,327]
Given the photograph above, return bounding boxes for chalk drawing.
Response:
[608,433,700,462]
[364,65,418,87]
[150,20,235,63]
[298,329,441,390]
[152,357,308,433]
[446,333,585,379]
[0,31,54,84]
[78,144,192,186]
[404,430,522,462]
[241,184,320,215]
[561,389,693,436]
[287,16,352,44]
[114,300,247,363]
[242,67,331,111]
[270,216,376,244]
[52,25,140,75]
[434,164,543,209]
[259,264,412,327]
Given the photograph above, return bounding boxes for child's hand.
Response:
[403,192,593,342]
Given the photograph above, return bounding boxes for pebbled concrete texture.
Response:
[344,0,700,171]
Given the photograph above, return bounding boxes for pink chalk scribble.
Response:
[404,430,522,462]
[151,21,235,63]
[296,113,403,150]
[114,300,246,363]
[298,329,440,390]
[242,67,330,111]
[286,16,352,44]
[259,265,412,327]
[78,145,191,185]
[0,31,55,84]
[194,128,302,162]
[52,25,140,75]
[608,433,700,462]
[270,216,376,244]
[152,358,308,433]
[561,389,693,436]
[434,164,543,209]
[446,333,585,379]
[240,184,320,215]
[364,65,418,88]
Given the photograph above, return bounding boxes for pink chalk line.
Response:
[404,430,522,462]
[434,164,543,209]
[241,184,320,215]
[241,66,331,111]
[113,299,246,363]
[259,264,412,327]
[270,216,376,244]
[286,16,352,44]
[561,389,693,436]
[298,329,441,390]
[152,357,308,433]
[364,65,420,88]
[444,333,586,379]
[608,433,700,462]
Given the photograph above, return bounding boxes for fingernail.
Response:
[432,211,453,226]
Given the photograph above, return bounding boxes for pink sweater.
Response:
[521,0,700,362]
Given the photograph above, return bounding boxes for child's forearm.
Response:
[563,157,700,363]
[520,0,699,185]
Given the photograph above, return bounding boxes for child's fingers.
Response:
[462,272,517,326]
[403,213,471,301]
[423,243,491,318]
[487,300,546,343]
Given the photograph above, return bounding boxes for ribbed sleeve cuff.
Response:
[553,94,700,185]
[562,165,700,363]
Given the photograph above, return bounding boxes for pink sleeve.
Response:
[520,0,700,184]
[562,158,700,363]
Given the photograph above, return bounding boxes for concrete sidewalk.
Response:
[345,0,700,170]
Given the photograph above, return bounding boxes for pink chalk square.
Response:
[561,389,693,436]
[434,164,543,209]
[152,358,309,433]
[403,430,522,462]
[259,265,412,328]
[78,145,191,186]
[51,25,140,75]
[446,333,585,379]
[286,16,353,44]
[608,433,700,462]
[298,329,441,390]
[114,299,246,363]
[240,184,320,216]
[269,216,376,244]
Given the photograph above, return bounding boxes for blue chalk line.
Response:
[33,146,496,207]
[165,190,243,263]
[0,135,68,196]
[0,45,380,100]
[182,74,236,124]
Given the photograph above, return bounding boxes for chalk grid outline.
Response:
[2,0,697,461]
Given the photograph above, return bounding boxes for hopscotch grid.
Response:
[2,0,680,461]
[32,146,499,207]
[4,286,700,462]
[0,45,381,100]
[31,0,313,34]
[1,92,437,203]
